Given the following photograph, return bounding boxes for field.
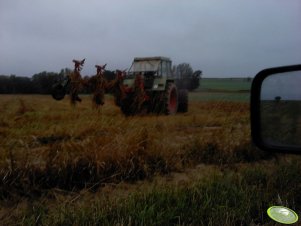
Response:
[200,78,252,92]
[192,78,251,102]
[0,82,301,225]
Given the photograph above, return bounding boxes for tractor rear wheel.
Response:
[164,83,178,115]
[177,89,188,112]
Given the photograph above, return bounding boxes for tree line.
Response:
[0,68,120,94]
[0,63,201,94]
[0,68,70,94]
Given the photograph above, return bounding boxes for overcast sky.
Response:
[262,71,301,100]
[1,0,300,77]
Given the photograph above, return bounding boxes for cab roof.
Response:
[133,56,171,62]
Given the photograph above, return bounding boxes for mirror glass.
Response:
[260,71,301,147]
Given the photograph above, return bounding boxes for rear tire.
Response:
[178,89,188,112]
[164,83,178,115]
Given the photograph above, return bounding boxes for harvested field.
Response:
[0,94,259,192]
[0,94,300,225]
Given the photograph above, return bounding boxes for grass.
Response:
[189,91,250,102]
[192,78,251,103]
[0,94,300,225]
[4,159,301,225]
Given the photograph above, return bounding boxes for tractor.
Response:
[51,57,189,115]
[118,56,188,115]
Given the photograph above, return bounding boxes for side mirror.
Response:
[251,64,301,154]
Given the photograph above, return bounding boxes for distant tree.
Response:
[9,75,17,93]
[13,76,33,93]
[32,71,62,94]
[172,65,177,77]
[59,68,72,77]
[176,63,193,79]
[0,75,34,94]
[172,63,202,90]
[0,75,11,93]
[0,69,73,94]
[275,96,281,102]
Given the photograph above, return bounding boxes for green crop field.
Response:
[0,94,300,225]
[189,78,251,103]
[200,78,252,92]
[190,91,250,102]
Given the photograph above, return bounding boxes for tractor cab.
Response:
[128,56,172,77]
[119,56,186,115]
[125,56,173,91]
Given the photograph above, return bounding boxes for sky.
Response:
[261,71,301,100]
[1,0,301,77]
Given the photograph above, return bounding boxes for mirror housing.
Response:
[251,64,301,154]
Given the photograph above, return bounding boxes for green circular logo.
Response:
[267,206,298,224]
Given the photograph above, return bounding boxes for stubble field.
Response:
[0,93,300,225]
